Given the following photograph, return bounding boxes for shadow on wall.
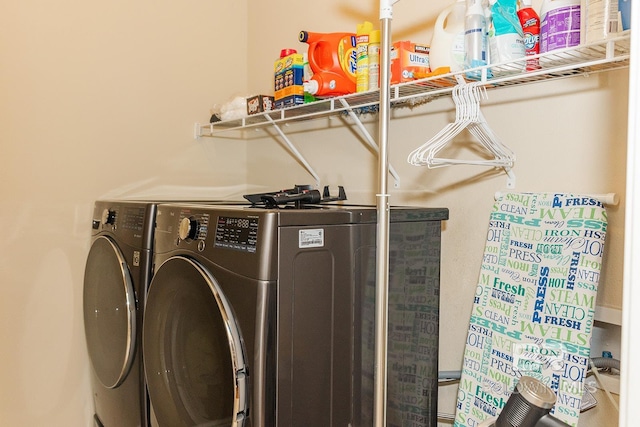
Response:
[98,180,256,202]
[0,201,95,425]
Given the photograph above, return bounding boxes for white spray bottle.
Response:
[465,0,488,79]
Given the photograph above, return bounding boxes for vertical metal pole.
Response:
[374,1,396,426]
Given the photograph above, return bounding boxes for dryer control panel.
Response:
[91,200,154,250]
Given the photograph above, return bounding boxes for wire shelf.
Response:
[196,33,631,137]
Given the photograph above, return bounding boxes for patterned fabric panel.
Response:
[454,193,607,427]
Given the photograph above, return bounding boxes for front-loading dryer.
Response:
[143,203,448,427]
[83,200,158,427]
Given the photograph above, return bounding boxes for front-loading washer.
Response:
[83,200,157,427]
[142,202,448,427]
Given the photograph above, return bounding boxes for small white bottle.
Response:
[484,0,492,67]
[464,0,488,79]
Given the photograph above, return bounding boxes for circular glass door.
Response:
[83,235,137,389]
[143,256,247,427]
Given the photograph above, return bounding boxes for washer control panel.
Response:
[214,216,258,253]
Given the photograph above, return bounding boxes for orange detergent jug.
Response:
[299,30,357,97]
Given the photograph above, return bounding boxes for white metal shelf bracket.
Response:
[606,39,615,60]
[263,115,321,186]
[505,167,516,189]
[338,98,401,188]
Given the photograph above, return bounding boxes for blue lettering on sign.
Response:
[532,266,550,323]
[566,251,580,290]
[552,195,563,208]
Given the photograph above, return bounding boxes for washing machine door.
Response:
[143,256,248,427]
[83,235,137,389]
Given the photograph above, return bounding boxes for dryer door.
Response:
[83,235,137,389]
[143,256,248,427]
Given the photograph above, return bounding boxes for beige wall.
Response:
[243,0,627,423]
[1,1,249,425]
[0,0,627,425]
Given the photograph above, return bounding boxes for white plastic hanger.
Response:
[407,76,516,187]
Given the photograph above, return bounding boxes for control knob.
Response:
[179,217,198,241]
[101,209,116,225]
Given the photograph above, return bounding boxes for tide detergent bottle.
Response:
[299,30,357,97]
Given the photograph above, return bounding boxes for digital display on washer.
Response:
[214,216,258,253]
[121,207,145,231]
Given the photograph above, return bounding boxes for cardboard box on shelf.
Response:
[246,95,275,115]
[390,41,431,84]
[274,52,305,109]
